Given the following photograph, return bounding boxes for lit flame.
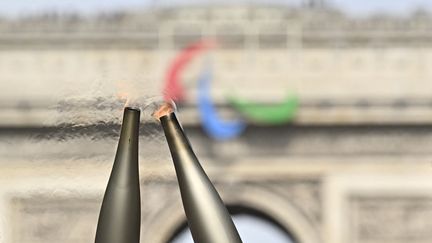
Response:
[116,91,129,108]
[152,100,176,120]
[124,97,130,108]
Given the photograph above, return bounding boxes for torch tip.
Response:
[152,101,176,120]
[125,106,140,112]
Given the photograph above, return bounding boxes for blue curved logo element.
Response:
[198,63,246,140]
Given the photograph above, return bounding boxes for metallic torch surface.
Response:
[95,107,141,243]
[159,110,242,243]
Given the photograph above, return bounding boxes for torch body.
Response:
[160,113,242,243]
[95,108,141,243]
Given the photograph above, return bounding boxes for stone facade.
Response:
[1,5,432,243]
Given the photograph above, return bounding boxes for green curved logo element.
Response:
[228,94,299,124]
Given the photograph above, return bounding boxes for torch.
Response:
[154,102,243,243]
[95,107,141,243]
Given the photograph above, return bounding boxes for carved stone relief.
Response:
[349,195,432,243]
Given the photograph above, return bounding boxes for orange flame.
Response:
[152,101,176,120]
[116,91,129,108]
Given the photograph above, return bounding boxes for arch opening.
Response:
[167,205,299,243]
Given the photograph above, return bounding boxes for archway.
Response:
[168,206,298,243]
[142,184,321,243]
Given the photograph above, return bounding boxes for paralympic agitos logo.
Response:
[163,39,298,140]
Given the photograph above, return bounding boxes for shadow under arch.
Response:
[166,205,299,243]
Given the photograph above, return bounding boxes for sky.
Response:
[0,0,432,18]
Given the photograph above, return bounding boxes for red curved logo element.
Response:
[163,39,214,102]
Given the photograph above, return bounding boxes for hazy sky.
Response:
[0,0,432,17]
